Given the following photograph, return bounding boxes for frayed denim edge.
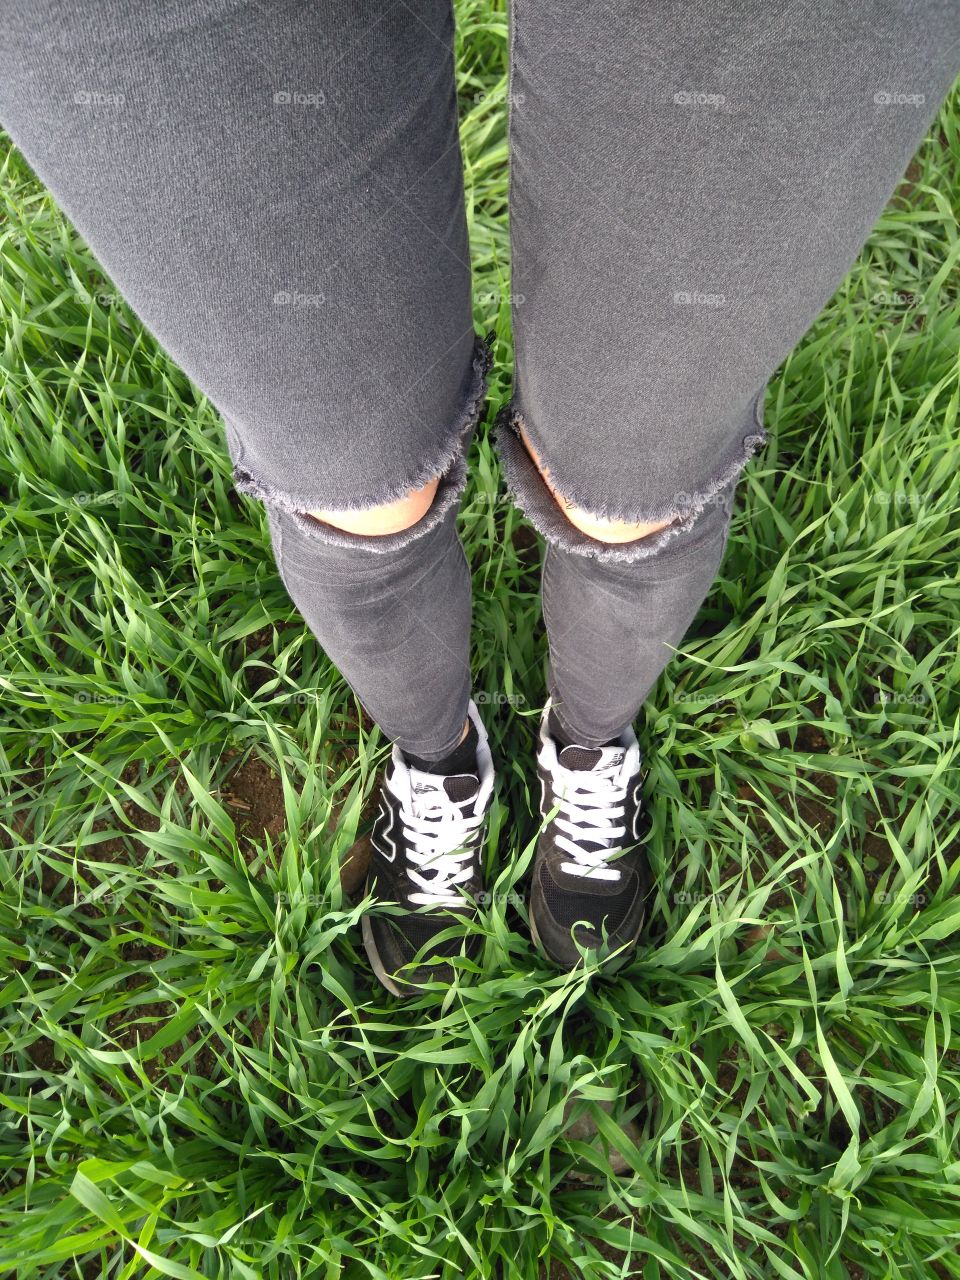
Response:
[492,390,767,565]
[229,335,492,554]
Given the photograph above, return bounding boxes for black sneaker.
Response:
[529,698,650,969]
[361,700,495,996]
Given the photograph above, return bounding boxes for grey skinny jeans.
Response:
[2,2,958,755]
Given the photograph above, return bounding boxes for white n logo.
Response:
[631,781,645,840]
[374,800,397,863]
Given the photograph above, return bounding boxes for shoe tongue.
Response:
[410,770,480,805]
[559,744,603,770]
[442,772,480,804]
[559,743,624,772]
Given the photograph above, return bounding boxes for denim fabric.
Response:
[268,501,474,760]
[0,0,481,515]
[542,489,735,748]
[503,0,960,526]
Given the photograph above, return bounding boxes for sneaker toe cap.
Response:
[531,859,646,967]
[368,908,478,992]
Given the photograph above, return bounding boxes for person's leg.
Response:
[500,0,960,747]
[503,0,960,967]
[502,434,736,749]
[0,0,486,762]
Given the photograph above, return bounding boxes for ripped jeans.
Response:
[2,1,958,757]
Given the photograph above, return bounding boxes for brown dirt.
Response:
[220,752,287,857]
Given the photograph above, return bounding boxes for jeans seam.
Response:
[540,541,563,706]
[507,0,518,286]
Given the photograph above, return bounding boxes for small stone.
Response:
[562,1096,643,1180]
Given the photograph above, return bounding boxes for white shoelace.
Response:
[401,792,485,906]
[553,761,629,881]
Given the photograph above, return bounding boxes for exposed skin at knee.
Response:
[308,475,440,536]
[519,423,672,544]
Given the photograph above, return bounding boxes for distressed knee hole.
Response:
[494,401,765,565]
[518,423,673,544]
[307,475,441,537]
[555,504,674,544]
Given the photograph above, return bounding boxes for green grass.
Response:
[2,3,960,1276]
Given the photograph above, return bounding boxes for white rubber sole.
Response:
[528,901,548,959]
[361,910,468,998]
[361,912,406,998]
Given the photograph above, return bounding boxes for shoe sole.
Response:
[528,903,552,962]
[361,912,407,998]
[361,908,472,998]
